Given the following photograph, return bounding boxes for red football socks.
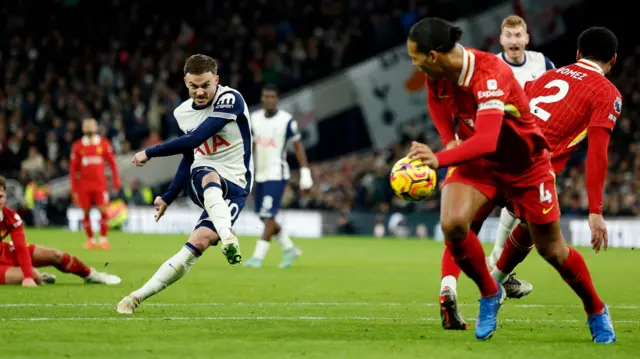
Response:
[83,214,93,239]
[100,212,109,237]
[447,231,498,297]
[57,253,92,278]
[496,224,533,274]
[554,247,605,316]
[441,246,462,280]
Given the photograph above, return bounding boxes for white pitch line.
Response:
[1,316,639,323]
[0,302,638,309]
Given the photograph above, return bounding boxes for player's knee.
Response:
[189,227,218,251]
[534,240,568,265]
[50,249,64,263]
[201,172,221,187]
[440,214,470,241]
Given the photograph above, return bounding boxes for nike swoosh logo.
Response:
[542,205,555,215]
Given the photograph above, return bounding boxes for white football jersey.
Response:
[173,85,253,192]
[251,109,301,182]
[496,50,554,87]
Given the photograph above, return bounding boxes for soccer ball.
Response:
[389,157,437,201]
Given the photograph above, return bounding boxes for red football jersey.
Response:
[427,47,550,174]
[0,206,23,241]
[525,59,622,169]
[69,135,121,192]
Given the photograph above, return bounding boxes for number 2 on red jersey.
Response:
[529,79,570,122]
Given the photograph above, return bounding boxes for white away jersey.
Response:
[496,50,554,87]
[173,85,253,191]
[251,109,301,182]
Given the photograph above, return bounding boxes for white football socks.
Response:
[491,267,510,284]
[203,184,233,241]
[131,244,199,301]
[440,275,458,294]
[487,208,520,269]
[275,229,295,251]
[252,239,271,260]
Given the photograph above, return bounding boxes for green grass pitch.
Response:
[0,229,638,359]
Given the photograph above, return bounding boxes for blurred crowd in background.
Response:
[0,0,638,227]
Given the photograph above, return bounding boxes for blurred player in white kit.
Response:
[489,15,555,269]
[244,85,312,268]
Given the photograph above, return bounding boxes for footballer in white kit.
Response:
[244,85,312,268]
[117,54,252,314]
[490,15,555,269]
[438,15,552,330]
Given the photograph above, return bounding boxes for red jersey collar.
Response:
[575,59,605,75]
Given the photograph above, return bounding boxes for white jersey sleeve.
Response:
[252,109,299,182]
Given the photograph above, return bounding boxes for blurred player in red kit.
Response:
[0,176,121,286]
[405,18,614,343]
[70,118,121,249]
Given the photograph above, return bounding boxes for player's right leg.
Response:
[439,164,505,340]
[486,207,520,269]
[30,245,120,284]
[439,208,489,330]
[198,170,241,264]
[117,227,217,314]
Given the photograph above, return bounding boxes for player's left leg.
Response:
[94,190,111,249]
[30,245,120,284]
[246,180,299,268]
[1,266,45,285]
[529,220,614,343]
[198,170,241,264]
[486,207,520,269]
[77,192,96,249]
[117,226,218,314]
[511,165,614,343]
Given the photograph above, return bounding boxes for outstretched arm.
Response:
[161,150,195,205]
[146,118,229,159]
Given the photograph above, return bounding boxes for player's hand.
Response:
[22,278,38,287]
[154,196,168,222]
[408,141,439,169]
[71,192,80,206]
[588,213,608,253]
[446,139,462,149]
[132,150,149,167]
[299,167,313,193]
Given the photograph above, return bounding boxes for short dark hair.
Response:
[183,54,218,75]
[0,176,5,190]
[408,17,463,54]
[262,84,280,96]
[578,27,617,63]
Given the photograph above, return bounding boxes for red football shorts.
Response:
[76,189,109,209]
[443,161,499,201]
[499,156,561,225]
[443,160,502,222]
[0,242,37,284]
